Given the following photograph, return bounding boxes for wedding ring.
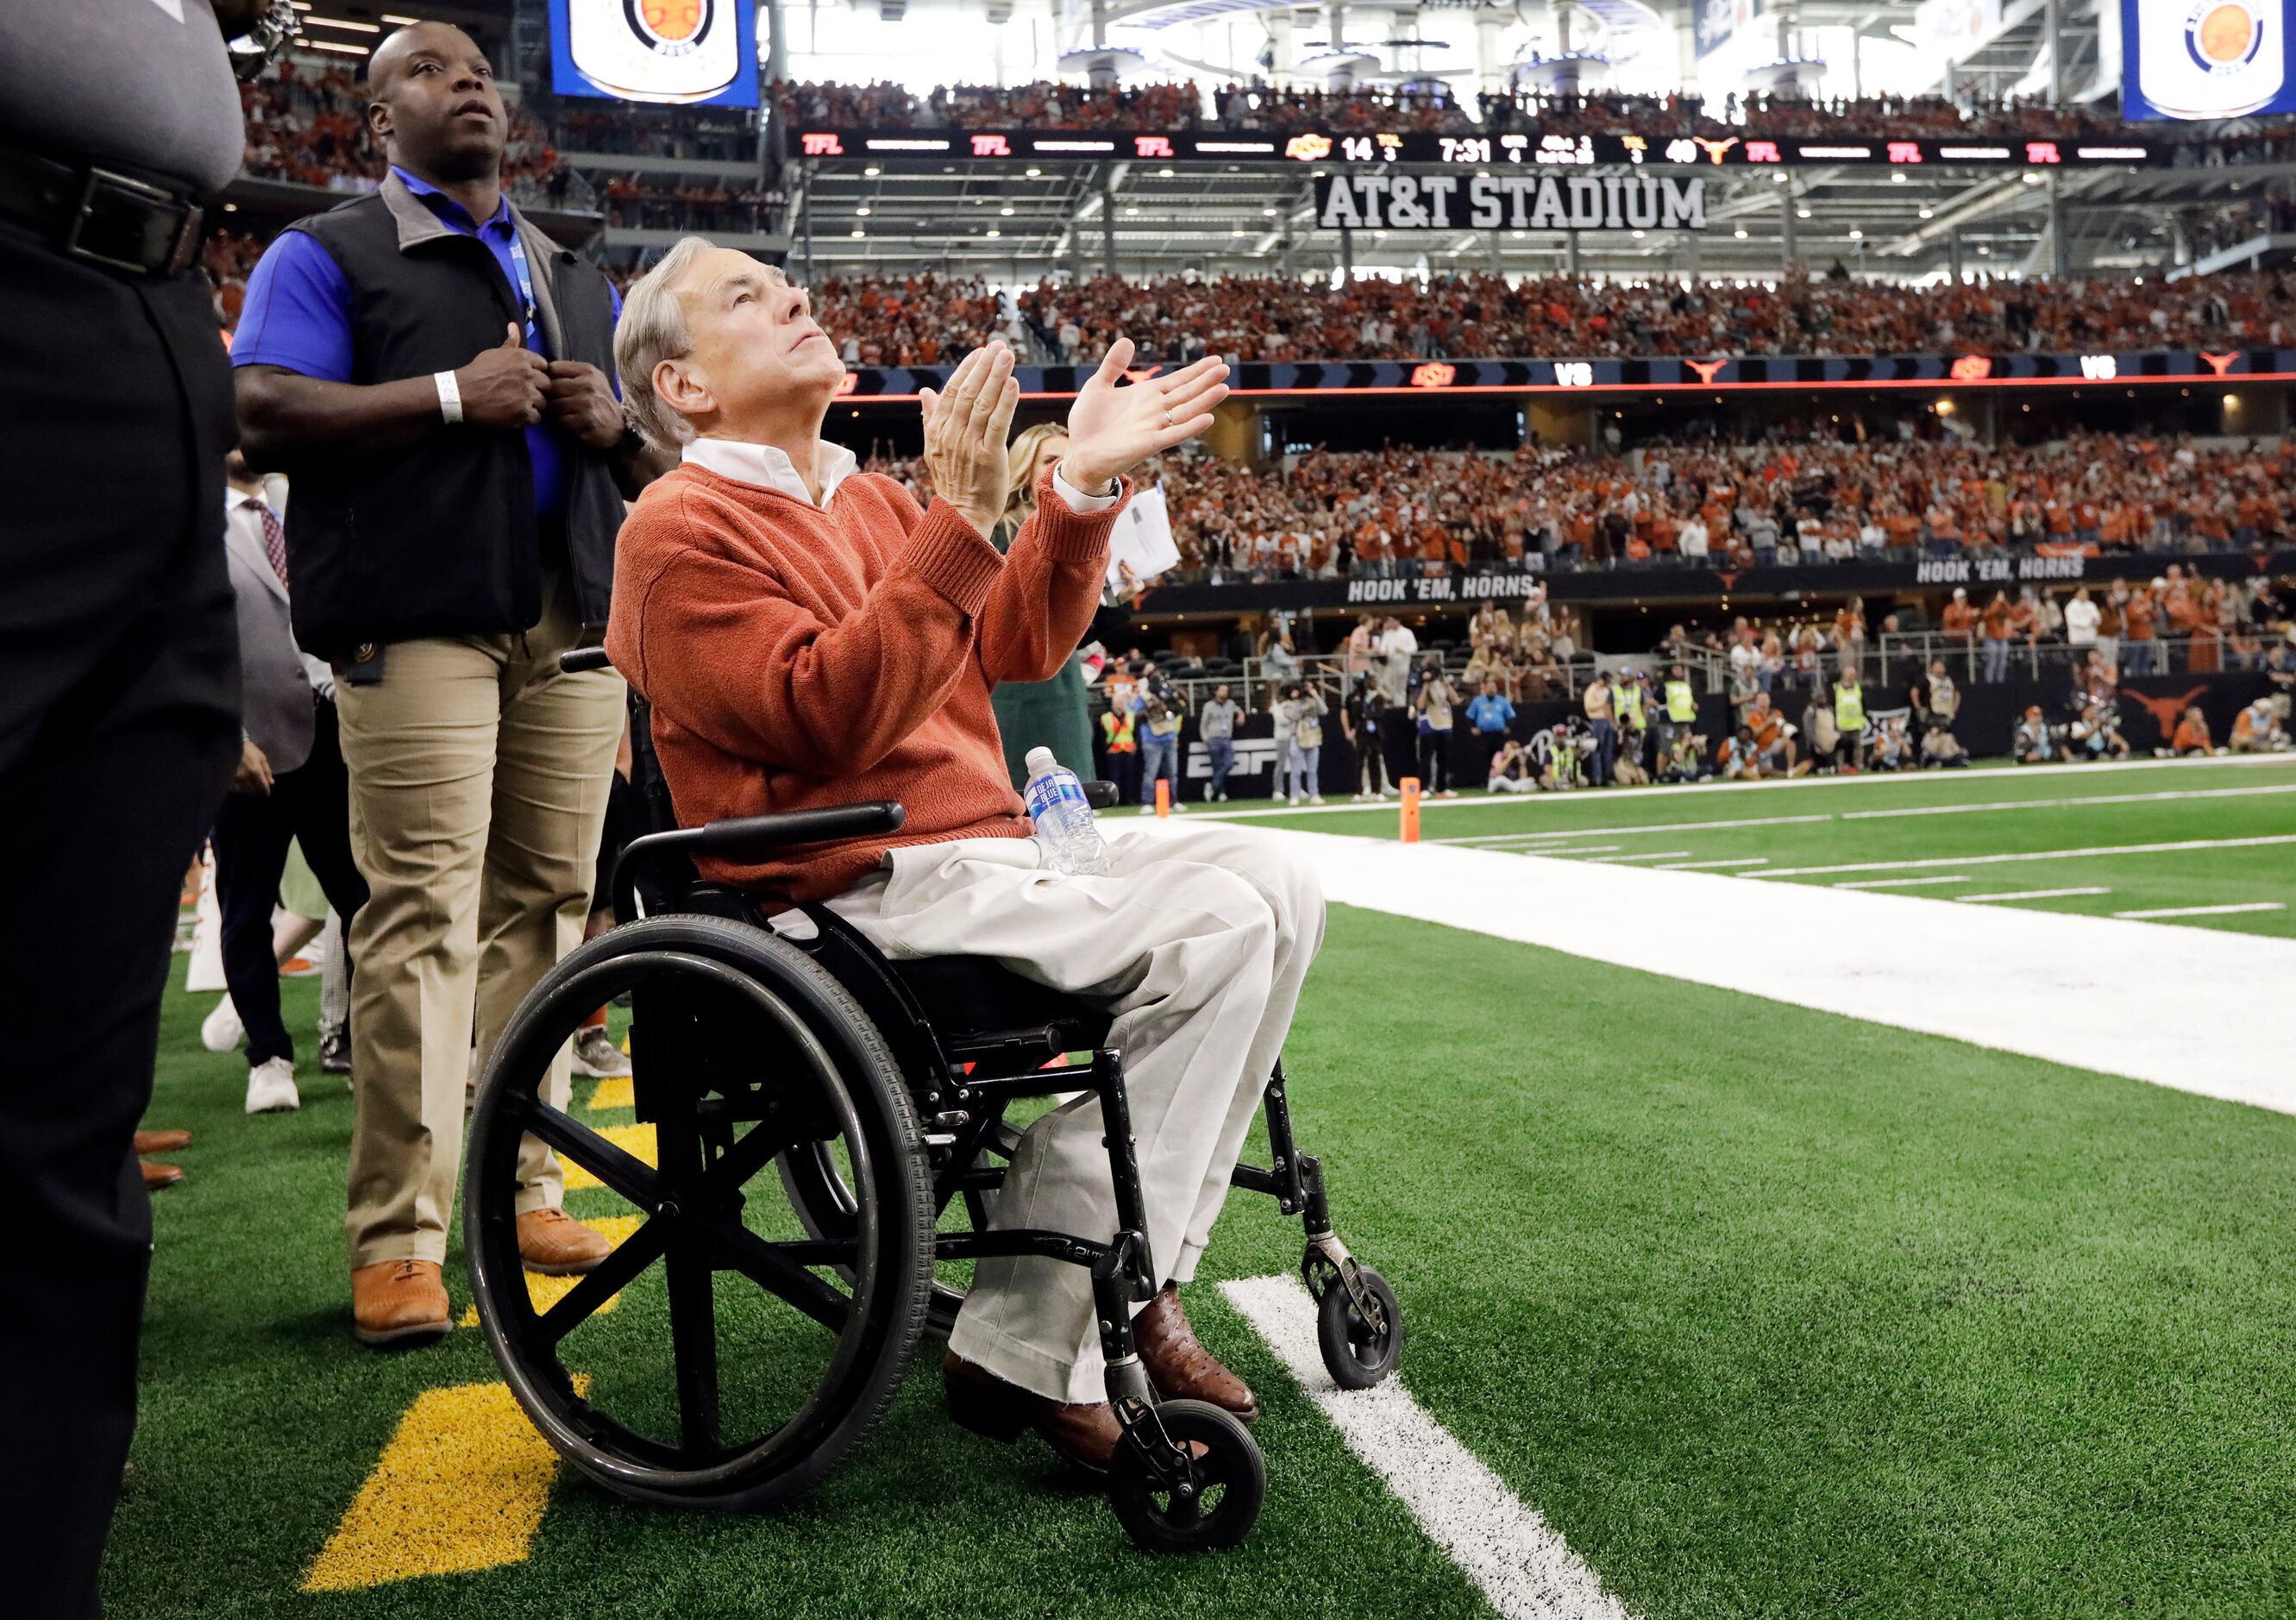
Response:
[1162,408,1172,427]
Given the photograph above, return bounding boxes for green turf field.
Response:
[1236,757,2296,936]
[112,856,2296,1618]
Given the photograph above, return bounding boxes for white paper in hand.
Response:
[1106,487,1180,593]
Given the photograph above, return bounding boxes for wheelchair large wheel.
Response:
[780,1137,971,1341]
[464,914,936,1512]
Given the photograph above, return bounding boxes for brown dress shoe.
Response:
[944,1352,1122,1473]
[1135,1284,1258,1423]
[518,1208,612,1276]
[135,1128,191,1154]
[351,1259,451,1347]
[140,1158,184,1191]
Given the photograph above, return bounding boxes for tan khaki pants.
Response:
[825,822,1323,1403]
[336,576,624,1269]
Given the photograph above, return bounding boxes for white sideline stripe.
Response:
[1957,887,2113,903]
[1441,814,1831,845]
[1658,857,1769,870]
[1841,782,2296,820]
[1433,782,2296,847]
[1833,875,1973,889]
[1584,851,1692,863]
[1756,833,2296,879]
[1244,826,2296,1113]
[1221,1275,1634,1620]
[1200,751,2296,821]
[2113,901,2287,920]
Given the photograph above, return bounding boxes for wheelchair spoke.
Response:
[698,1115,803,1205]
[518,1099,662,1208]
[688,1215,852,1332]
[534,1217,671,1347]
[664,1241,722,1455]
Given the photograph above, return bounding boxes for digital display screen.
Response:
[791,128,2164,167]
[2122,0,2296,119]
[549,0,758,109]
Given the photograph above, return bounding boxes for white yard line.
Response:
[1526,846,1623,857]
[2113,902,2287,920]
[1957,888,2114,903]
[1658,857,1770,870]
[1234,826,2296,1114]
[1840,783,2296,820]
[1584,851,1693,863]
[1439,814,1833,845]
[1201,752,2296,821]
[1431,782,2296,847]
[1756,833,2296,880]
[1222,1275,1634,1620]
[1834,875,1973,889]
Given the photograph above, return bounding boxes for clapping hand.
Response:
[1060,339,1229,494]
[920,342,1020,538]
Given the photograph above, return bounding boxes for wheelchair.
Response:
[461,649,1402,1554]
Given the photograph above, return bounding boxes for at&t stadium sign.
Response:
[1314,173,1706,232]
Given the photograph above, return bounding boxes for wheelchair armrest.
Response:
[1082,779,1120,811]
[691,801,906,855]
[610,802,906,922]
[561,646,615,675]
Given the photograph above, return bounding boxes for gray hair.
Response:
[613,235,715,449]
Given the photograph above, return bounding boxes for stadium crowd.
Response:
[791,267,2296,367]
[1119,431,2296,580]
[774,78,2176,144]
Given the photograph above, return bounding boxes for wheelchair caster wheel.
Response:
[1316,1266,1402,1390]
[1107,1399,1264,1554]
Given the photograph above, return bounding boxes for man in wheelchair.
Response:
[599,238,1325,1473]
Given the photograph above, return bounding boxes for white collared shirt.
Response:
[681,436,1118,514]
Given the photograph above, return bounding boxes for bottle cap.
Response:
[1025,747,1057,776]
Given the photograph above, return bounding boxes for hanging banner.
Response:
[1313,172,1707,232]
[1696,0,1763,57]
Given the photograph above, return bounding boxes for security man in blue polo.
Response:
[232,21,668,1347]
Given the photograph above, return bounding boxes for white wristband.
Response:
[434,369,462,425]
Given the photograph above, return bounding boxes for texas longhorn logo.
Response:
[1691,136,1740,165]
[2124,685,2211,739]
[1686,358,1726,384]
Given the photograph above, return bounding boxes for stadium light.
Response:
[856,206,869,216]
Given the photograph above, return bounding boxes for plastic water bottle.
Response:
[1023,747,1113,876]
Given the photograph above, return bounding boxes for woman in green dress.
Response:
[989,420,1106,788]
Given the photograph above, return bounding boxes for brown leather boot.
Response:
[518,1208,612,1275]
[135,1128,191,1154]
[351,1259,451,1347]
[1135,1284,1258,1423]
[943,1352,1122,1473]
[140,1158,184,1191]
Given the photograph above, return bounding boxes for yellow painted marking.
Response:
[301,1376,587,1592]
[560,1122,655,1190]
[584,1073,634,1113]
[458,1216,646,1327]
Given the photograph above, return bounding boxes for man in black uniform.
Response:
[0,3,266,1612]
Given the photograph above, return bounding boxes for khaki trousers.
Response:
[336,576,624,1269]
[825,822,1322,1403]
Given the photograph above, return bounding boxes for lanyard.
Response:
[505,229,544,355]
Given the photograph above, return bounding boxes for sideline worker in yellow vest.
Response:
[1098,703,1139,807]
[1833,671,1866,773]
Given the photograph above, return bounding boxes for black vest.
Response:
[279,184,623,662]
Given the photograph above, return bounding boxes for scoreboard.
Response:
[791,127,2166,168]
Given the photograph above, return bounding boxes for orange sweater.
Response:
[606,461,1124,901]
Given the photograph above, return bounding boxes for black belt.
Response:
[0,142,203,277]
